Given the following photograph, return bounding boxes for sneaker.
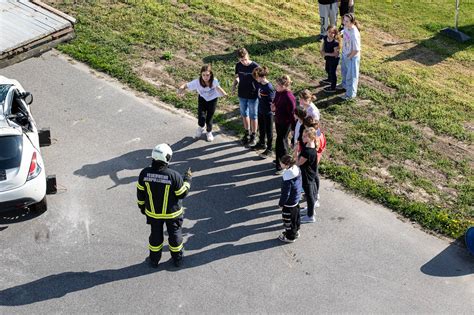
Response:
[241,133,249,145]
[301,215,316,223]
[323,87,336,93]
[195,127,204,138]
[278,233,295,243]
[341,95,353,101]
[260,149,273,158]
[315,200,320,208]
[281,231,300,239]
[246,135,257,148]
[250,142,266,150]
[335,84,345,91]
[319,79,331,86]
[206,131,214,142]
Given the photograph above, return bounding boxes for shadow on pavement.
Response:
[0,261,157,306]
[420,241,474,277]
[0,136,285,305]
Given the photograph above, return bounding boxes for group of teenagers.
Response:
[178,10,361,243]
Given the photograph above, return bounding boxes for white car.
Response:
[0,76,48,213]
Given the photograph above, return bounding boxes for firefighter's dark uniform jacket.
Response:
[136,162,191,222]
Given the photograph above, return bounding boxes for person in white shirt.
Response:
[178,65,228,142]
[299,89,320,121]
[337,13,361,100]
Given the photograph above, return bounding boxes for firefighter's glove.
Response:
[184,167,192,182]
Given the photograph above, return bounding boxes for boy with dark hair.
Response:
[251,66,275,157]
[278,154,302,243]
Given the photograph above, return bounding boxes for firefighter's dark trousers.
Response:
[148,216,184,263]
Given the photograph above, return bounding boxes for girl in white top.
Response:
[299,89,320,121]
[339,13,361,100]
[179,64,227,142]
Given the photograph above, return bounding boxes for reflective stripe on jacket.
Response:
[137,164,190,220]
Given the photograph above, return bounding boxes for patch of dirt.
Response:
[416,123,473,166]
[135,61,177,89]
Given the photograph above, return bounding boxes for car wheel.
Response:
[31,197,47,213]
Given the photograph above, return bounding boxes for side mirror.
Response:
[22,92,33,105]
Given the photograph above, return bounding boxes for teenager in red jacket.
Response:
[271,75,296,174]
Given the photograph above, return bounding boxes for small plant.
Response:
[161,51,173,61]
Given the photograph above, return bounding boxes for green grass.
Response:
[48,0,473,238]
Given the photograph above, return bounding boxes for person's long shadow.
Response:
[2,137,286,306]
[0,261,156,306]
[203,35,318,63]
[0,237,282,306]
[72,137,197,190]
[420,241,474,277]
[384,27,473,66]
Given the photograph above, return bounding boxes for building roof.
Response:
[0,0,75,68]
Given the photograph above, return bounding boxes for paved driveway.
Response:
[0,52,473,313]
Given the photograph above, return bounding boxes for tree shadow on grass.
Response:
[384,27,473,66]
[203,35,319,63]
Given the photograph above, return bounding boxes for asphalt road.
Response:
[0,51,473,313]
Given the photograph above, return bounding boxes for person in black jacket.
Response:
[278,154,302,243]
[137,143,192,268]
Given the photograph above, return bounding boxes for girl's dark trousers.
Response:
[198,96,218,132]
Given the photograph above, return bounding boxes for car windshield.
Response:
[0,135,23,169]
[0,84,12,114]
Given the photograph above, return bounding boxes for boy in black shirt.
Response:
[298,128,318,223]
[252,66,275,157]
[232,48,260,145]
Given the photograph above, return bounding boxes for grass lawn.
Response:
[46,0,473,238]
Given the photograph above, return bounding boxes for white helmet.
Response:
[151,143,172,164]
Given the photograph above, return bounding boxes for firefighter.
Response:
[137,143,192,268]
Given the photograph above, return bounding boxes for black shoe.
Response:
[241,134,249,145]
[173,258,183,267]
[319,79,331,86]
[251,142,266,150]
[260,149,272,158]
[246,135,257,148]
[323,86,336,93]
[146,257,160,268]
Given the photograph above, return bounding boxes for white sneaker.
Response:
[195,127,204,138]
[206,131,214,142]
[301,215,316,223]
[315,200,320,208]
